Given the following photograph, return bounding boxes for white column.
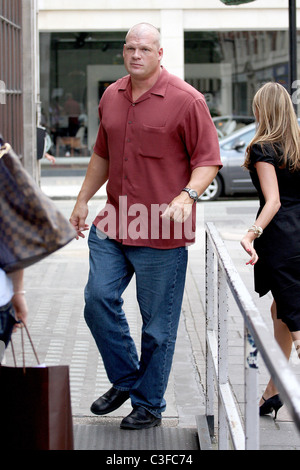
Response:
[160,10,184,79]
[22,0,39,182]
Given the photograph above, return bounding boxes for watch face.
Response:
[189,190,198,200]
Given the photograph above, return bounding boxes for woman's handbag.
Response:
[0,323,74,450]
[0,140,77,273]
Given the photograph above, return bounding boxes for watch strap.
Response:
[182,187,198,202]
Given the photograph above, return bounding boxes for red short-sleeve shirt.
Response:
[93,67,222,248]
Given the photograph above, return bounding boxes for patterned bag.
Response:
[0,140,76,272]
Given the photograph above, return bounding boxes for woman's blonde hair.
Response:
[244,82,300,171]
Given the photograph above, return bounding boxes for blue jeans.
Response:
[84,224,188,418]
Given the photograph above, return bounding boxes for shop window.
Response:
[184,30,299,119]
[40,32,125,157]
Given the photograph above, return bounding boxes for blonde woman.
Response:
[241,82,300,419]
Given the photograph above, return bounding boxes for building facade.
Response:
[1,0,39,179]
[37,0,300,157]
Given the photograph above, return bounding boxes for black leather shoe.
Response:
[120,406,162,430]
[90,387,130,415]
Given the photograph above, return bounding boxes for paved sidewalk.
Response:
[4,173,300,450]
[4,195,206,450]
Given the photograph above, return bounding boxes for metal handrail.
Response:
[205,222,300,450]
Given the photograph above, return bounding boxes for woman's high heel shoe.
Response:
[259,394,283,419]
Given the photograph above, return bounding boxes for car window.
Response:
[222,129,255,150]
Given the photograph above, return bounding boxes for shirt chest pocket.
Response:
[139,124,167,158]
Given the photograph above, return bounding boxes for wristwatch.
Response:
[182,187,198,202]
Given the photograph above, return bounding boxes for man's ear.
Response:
[158,48,163,62]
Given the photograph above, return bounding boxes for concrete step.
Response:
[73,423,200,451]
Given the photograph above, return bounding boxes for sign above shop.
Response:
[220,0,256,5]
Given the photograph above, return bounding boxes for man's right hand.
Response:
[70,201,90,239]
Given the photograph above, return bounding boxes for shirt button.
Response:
[124,157,128,161]
[128,121,132,124]
[132,103,135,107]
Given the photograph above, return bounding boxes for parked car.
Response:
[213,115,255,139]
[200,123,256,201]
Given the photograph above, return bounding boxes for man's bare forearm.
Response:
[185,165,219,197]
[70,153,109,238]
[77,152,109,204]
[162,165,219,222]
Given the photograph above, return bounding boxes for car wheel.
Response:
[199,174,222,201]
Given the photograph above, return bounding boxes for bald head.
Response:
[125,23,161,50]
[123,23,163,84]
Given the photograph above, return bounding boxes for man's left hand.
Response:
[161,193,194,223]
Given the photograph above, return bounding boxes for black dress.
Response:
[249,143,300,332]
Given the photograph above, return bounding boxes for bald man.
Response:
[70,23,221,430]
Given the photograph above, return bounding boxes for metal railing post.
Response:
[217,266,229,449]
[205,231,215,437]
[244,329,260,450]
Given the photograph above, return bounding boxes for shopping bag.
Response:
[0,324,74,450]
[0,139,77,273]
